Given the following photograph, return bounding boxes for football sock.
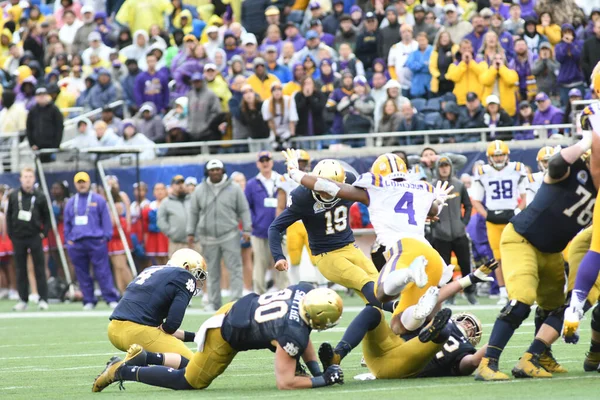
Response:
[334,306,381,359]
[146,352,164,366]
[288,265,301,285]
[590,340,600,353]
[119,365,193,390]
[528,338,548,355]
[382,269,412,297]
[382,301,396,313]
[360,282,388,311]
[485,319,516,360]
[401,305,426,331]
[572,251,600,309]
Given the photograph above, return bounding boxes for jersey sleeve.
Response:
[170,269,197,299]
[277,329,308,359]
[288,187,309,216]
[353,172,380,189]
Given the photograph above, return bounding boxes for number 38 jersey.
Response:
[471,162,527,211]
[353,173,436,248]
[512,159,596,253]
[221,283,314,357]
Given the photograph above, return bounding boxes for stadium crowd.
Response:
[0,0,599,154]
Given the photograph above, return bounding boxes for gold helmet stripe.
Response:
[386,153,399,173]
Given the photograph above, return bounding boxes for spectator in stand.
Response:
[94,120,121,148]
[536,12,562,47]
[406,32,433,98]
[389,101,427,145]
[489,14,515,60]
[247,57,280,101]
[389,25,418,97]
[513,38,538,101]
[100,107,122,134]
[294,29,336,64]
[262,81,298,151]
[378,98,403,134]
[26,87,64,163]
[440,101,461,133]
[119,30,149,69]
[355,13,379,70]
[517,0,537,20]
[58,10,82,51]
[480,53,519,117]
[370,72,388,131]
[133,103,165,143]
[338,76,375,135]
[162,121,193,156]
[523,17,549,56]
[489,0,510,19]
[133,53,170,114]
[483,94,513,139]
[116,0,173,34]
[120,120,156,160]
[535,0,585,26]
[531,42,559,97]
[87,68,118,110]
[0,91,27,136]
[245,151,282,294]
[240,84,270,151]
[440,4,473,45]
[555,23,586,106]
[504,4,525,36]
[311,19,335,49]
[458,92,487,131]
[446,39,485,105]
[283,22,306,53]
[582,20,600,82]
[413,5,437,44]
[282,63,304,96]
[264,45,291,84]
[242,34,260,69]
[336,43,366,77]
[187,160,250,311]
[81,31,112,66]
[327,71,354,136]
[72,6,97,56]
[465,14,488,55]
[163,96,188,131]
[260,25,284,57]
[563,88,583,124]
[187,72,222,142]
[514,100,536,140]
[157,174,193,256]
[423,0,444,19]
[378,7,401,61]
[120,59,141,115]
[532,92,565,126]
[203,63,231,112]
[430,31,458,96]
[323,0,345,35]
[295,76,327,137]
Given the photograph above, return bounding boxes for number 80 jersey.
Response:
[471,162,527,211]
[353,173,436,248]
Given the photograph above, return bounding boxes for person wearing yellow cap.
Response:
[64,171,120,310]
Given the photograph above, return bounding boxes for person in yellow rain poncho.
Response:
[116,0,173,33]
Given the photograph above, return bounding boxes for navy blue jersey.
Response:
[512,159,596,253]
[221,283,314,357]
[110,266,196,327]
[415,322,476,378]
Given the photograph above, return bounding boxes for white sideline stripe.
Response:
[0,304,503,319]
[0,340,108,348]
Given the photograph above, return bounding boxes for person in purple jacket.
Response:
[516,0,536,20]
[244,151,282,294]
[490,0,510,20]
[284,22,306,52]
[134,53,170,114]
[532,92,564,128]
[64,172,120,310]
[554,23,586,107]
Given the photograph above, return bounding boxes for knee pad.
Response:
[360,281,380,307]
[534,307,549,334]
[360,304,384,330]
[541,305,566,332]
[498,300,531,329]
[591,305,600,333]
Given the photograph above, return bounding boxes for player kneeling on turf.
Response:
[92,285,345,391]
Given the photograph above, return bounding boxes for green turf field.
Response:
[1,295,598,400]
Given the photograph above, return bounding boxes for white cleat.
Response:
[408,256,429,288]
[563,306,583,341]
[38,300,49,311]
[83,303,95,311]
[12,301,27,311]
[414,287,439,320]
[108,301,119,309]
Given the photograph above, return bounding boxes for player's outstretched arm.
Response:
[437,259,498,303]
[274,344,343,389]
[269,209,301,271]
[459,345,488,376]
[547,130,592,183]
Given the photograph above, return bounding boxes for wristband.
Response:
[458,275,472,289]
[311,376,326,388]
[183,331,196,342]
[306,360,322,377]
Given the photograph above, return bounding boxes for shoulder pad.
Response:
[353,172,383,189]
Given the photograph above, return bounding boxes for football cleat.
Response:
[318,342,341,370]
[474,357,509,381]
[418,307,451,343]
[123,344,147,367]
[414,286,439,320]
[583,351,600,372]
[538,349,567,373]
[563,306,583,342]
[511,352,552,378]
[92,344,145,392]
[408,256,429,288]
[12,301,27,312]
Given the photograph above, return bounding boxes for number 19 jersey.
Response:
[472,162,527,211]
[353,173,436,248]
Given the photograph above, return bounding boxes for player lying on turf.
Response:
[281,149,494,337]
[107,248,207,362]
[318,261,496,379]
[92,285,345,392]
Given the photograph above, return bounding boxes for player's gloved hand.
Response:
[458,258,499,289]
[323,365,344,385]
[282,148,306,183]
[434,180,454,205]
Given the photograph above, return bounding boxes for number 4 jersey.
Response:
[512,158,596,253]
[353,173,436,249]
[471,162,527,211]
[221,283,314,356]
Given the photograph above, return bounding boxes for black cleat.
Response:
[319,342,341,370]
[418,308,452,343]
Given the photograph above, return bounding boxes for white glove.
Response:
[281,148,305,183]
[434,180,454,204]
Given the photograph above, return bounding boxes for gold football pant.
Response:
[500,223,565,309]
[362,309,443,379]
[568,226,600,304]
[286,221,317,265]
[184,302,237,389]
[107,320,194,359]
[315,243,379,302]
[486,221,506,260]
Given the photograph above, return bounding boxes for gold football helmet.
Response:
[371,153,408,181]
[168,248,207,295]
[452,312,483,346]
[300,288,343,331]
[311,159,345,205]
[297,149,311,172]
[486,140,510,170]
[536,146,556,172]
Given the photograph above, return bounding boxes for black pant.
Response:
[371,244,387,272]
[432,235,474,294]
[12,235,47,302]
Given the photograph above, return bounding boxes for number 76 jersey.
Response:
[353,173,436,248]
[471,162,527,211]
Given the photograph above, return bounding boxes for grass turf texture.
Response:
[1,295,598,400]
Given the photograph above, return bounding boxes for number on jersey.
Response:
[324,206,348,235]
[563,186,595,226]
[394,192,417,225]
[435,336,460,359]
[135,266,165,285]
[489,180,513,200]
[254,289,293,323]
